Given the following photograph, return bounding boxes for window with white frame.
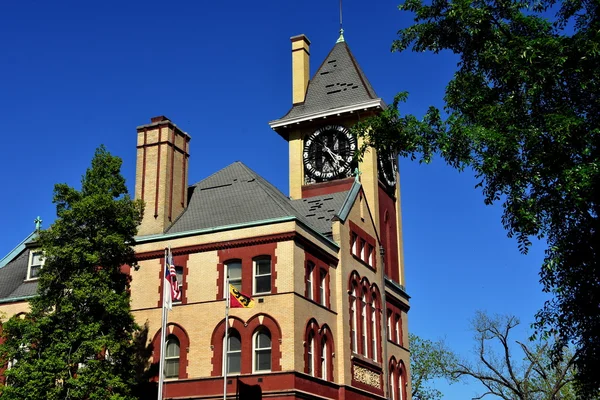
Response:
[320,336,327,379]
[396,314,401,344]
[390,369,396,400]
[319,269,327,306]
[174,266,184,303]
[398,367,404,400]
[225,330,241,375]
[253,256,271,294]
[164,335,180,379]
[351,232,357,255]
[361,293,368,357]
[306,262,314,300]
[307,332,315,376]
[371,297,377,362]
[387,312,392,340]
[225,260,242,295]
[28,251,44,280]
[367,245,374,267]
[351,288,358,353]
[253,328,271,372]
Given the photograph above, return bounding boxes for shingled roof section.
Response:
[291,192,349,238]
[0,247,38,302]
[277,41,379,123]
[166,162,318,235]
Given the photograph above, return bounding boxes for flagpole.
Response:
[223,276,230,400]
[158,248,169,400]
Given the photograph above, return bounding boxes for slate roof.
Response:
[165,161,350,239]
[274,41,379,124]
[0,246,38,302]
[291,192,349,237]
[0,163,357,302]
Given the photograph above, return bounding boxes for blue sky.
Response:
[1,0,549,397]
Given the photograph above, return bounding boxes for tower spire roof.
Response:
[270,40,381,130]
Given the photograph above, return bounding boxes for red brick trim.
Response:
[216,242,278,300]
[303,318,320,375]
[157,253,189,307]
[154,126,162,218]
[304,250,331,309]
[210,314,282,376]
[388,357,407,400]
[136,232,295,261]
[168,127,175,222]
[141,128,147,201]
[351,356,384,396]
[301,177,354,198]
[210,316,245,376]
[150,323,190,380]
[348,220,377,271]
[348,272,382,362]
[386,300,405,347]
[320,324,335,382]
[302,318,335,382]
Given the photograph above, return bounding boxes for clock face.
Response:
[303,125,357,182]
[378,149,398,188]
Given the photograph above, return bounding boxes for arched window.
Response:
[361,293,368,357]
[307,332,315,376]
[253,256,271,294]
[371,296,378,361]
[225,260,242,295]
[389,368,396,400]
[398,366,404,400]
[320,336,327,379]
[225,330,241,374]
[164,335,180,379]
[351,287,358,353]
[253,328,271,372]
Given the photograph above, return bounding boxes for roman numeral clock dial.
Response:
[378,148,398,189]
[303,125,357,183]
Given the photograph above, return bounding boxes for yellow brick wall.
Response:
[0,301,30,321]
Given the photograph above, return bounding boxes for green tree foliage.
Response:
[354,0,599,395]
[0,146,144,399]
[410,333,457,400]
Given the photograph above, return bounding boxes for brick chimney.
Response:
[135,116,191,236]
[291,34,310,104]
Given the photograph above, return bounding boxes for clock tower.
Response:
[269,34,406,285]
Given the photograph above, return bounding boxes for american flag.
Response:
[164,249,181,310]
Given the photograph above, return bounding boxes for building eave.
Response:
[0,231,36,268]
[135,216,340,252]
[268,98,386,130]
[0,294,34,304]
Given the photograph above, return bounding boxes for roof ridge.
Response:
[342,42,376,99]
[236,163,296,217]
[190,161,244,187]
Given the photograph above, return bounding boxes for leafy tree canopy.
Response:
[0,146,144,399]
[410,333,458,400]
[354,0,599,395]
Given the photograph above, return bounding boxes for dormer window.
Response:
[28,251,44,280]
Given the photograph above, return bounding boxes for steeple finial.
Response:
[34,216,42,232]
[337,0,345,43]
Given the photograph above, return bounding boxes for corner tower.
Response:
[269,35,405,285]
